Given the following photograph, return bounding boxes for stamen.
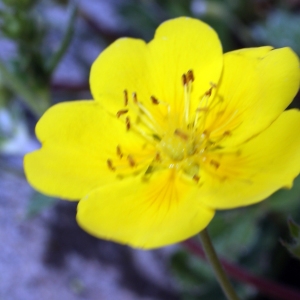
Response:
[135,101,159,130]
[116,145,123,158]
[132,92,138,104]
[210,160,220,169]
[155,152,161,162]
[201,130,209,139]
[174,129,189,141]
[182,74,187,86]
[123,90,128,106]
[116,109,128,118]
[187,70,194,83]
[150,95,159,105]
[223,131,231,137]
[127,155,136,167]
[182,71,192,125]
[193,85,216,130]
[210,82,217,88]
[205,87,213,97]
[193,175,200,182]
[126,117,131,130]
[107,159,116,171]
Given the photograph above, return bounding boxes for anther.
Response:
[116,109,128,118]
[182,74,187,86]
[201,130,209,138]
[127,155,136,167]
[150,95,159,105]
[155,152,161,162]
[174,129,189,141]
[204,87,213,97]
[132,92,138,104]
[187,70,194,82]
[116,145,123,158]
[210,82,217,88]
[107,159,116,171]
[193,175,200,183]
[210,160,220,169]
[123,90,128,106]
[125,117,131,130]
[223,131,231,137]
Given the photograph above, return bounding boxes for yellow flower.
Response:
[24,17,300,249]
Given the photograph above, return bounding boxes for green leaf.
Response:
[26,192,57,218]
[281,217,300,260]
[46,2,78,75]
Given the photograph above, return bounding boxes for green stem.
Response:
[199,229,240,300]
[46,3,77,75]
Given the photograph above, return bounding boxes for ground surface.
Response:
[0,157,180,300]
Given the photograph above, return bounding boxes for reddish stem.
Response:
[183,239,300,300]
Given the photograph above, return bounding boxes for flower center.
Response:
[107,70,231,183]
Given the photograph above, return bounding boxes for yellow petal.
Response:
[147,17,223,115]
[24,100,155,200]
[205,47,300,145]
[77,169,214,249]
[90,17,223,126]
[90,37,149,115]
[200,109,300,209]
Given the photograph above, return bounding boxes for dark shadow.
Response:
[43,201,180,300]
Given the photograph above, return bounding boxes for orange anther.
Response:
[174,129,189,140]
[107,159,116,171]
[125,117,131,130]
[132,92,138,103]
[127,155,135,167]
[150,95,159,105]
[193,175,200,182]
[205,87,213,97]
[210,160,220,169]
[123,90,128,106]
[182,74,187,86]
[155,152,161,162]
[116,109,129,118]
[187,69,194,82]
[116,146,123,158]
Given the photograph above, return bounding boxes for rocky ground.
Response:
[0,156,180,300]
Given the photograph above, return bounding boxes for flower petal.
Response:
[90,37,149,114]
[205,47,300,145]
[147,17,223,115]
[77,169,214,249]
[200,109,300,209]
[90,17,223,125]
[24,100,155,200]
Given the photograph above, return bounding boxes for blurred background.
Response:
[1,0,300,299]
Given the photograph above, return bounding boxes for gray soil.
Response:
[0,156,180,300]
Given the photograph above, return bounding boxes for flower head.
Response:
[24,17,300,249]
